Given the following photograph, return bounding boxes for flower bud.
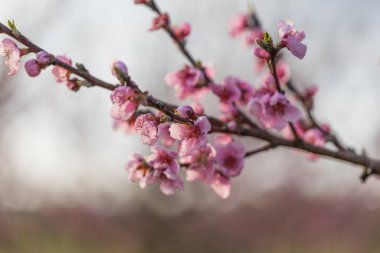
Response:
[111,60,129,83]
[176,105,195,119]
[66,79,80,91]
[24,59,41,77]
[36,51,53,67]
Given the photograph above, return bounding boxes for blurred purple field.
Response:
[1,187,380,253]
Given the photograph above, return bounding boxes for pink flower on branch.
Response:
[254,47,270,59]
[303,128,326,161]
[110,86,139,121]
[51,55,72,82]
[229,13,248,37]
[185,144,216,182]
[183,141,240,199]
[169,116,211,156]
[0,38,21,75]
[147,146,183,195]
[134,113,159,146]
[209,172,231,199]
[165,65,207,99]
[172,22,191,41]
[277,20,307,59]
[158,123,176,147]
[248,91,301,130]
[210,77,242,114]
[215,141,245,178]
[125,154,155,189]
[242,28,264,46]
[149,13,170,31]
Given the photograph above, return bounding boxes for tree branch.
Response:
[1,19,380,181]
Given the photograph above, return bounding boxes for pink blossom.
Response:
[148,146,180,175]
[302,85,318,108]
[135,113,158,146]
[158,123,176,147]
[304,85,318,100]
[254,47,270,59]
[276,61,291,85]
[204,64,216,79]
[149,13,170,31]
[169,116,211,156]
[232,77,254,105]
[248,91,301,130]
[52,55,72,82]
[210,78,242,114]
[243,28,264,46]
[282,120,305,140]
[111,102,138,121]
[110,86,135,105]
[165,65,206,99]
[36,51,52,67]
[210,78,241,104]
[185,144,216,182]
[283,122,328,161]
[258,63,290,91]
[303,128,326,161]
[125,154,155,188]
[209,172,231,199]
[24,59,41,77]
[181,143,233,199]
[277,20,307,59]
[110,86,139,121]
[159,177,184,195]
[229,13,248,37]
[147,146,183,195]
[172,22,191,41]
[176,105,195,119]
[0,38,21,75]
[255,57,267,72]
[303,128,325,147]
[215,141,245,177]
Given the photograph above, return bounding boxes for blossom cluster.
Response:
[0,38,81,91]
[112,85,246,198]
[0,6,331,198]
[106,9,321,197]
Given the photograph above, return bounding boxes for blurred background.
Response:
[1,0,380,252]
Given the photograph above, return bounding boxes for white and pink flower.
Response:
[0,38,21,75]
[165,65,206,99]
[278,20,307,59]
[169,116,211,156]
[248,91,301,130]
[135,113,159,146]
[110,86,139,121]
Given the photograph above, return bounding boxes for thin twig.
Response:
[245,143,278,157]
